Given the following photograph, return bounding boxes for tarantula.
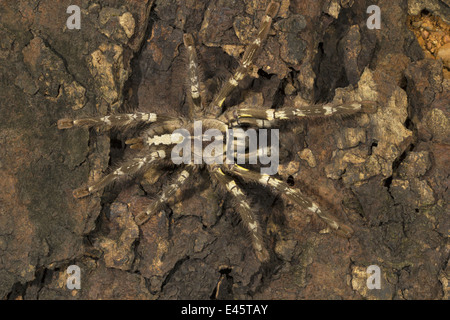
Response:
[58,2,377,262]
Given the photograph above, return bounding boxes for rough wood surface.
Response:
[0,0,448,300]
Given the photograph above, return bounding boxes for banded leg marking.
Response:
[227,165,354,237]
[221,101,378,125]
[183,34,204,119]
[210,166,269,262]
[209,1,280,116]
[135,166,193,225]
[125,119,185,149]
[73,150,166,198]
[278,101,378,118]
[58,112,168,129]
[220,110,275,128]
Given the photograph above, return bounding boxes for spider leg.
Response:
[220,101,378,125]
[230,147,273,164]
[209,165,269,262]
[275,100,378,118]
[73,149,167,198]
[57,112,173,130]
[225,164,354,238]
[183,34,205,119]
[232,118,275,128]
[219,112,276,128]
[135,165,194,225]
[208,1,280,117]
[125,119,186,149]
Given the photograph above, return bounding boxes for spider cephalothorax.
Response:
[58,2,377,262]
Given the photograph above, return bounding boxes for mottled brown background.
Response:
[0,0,448,299]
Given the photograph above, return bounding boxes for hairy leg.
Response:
[225,164,354,237]
[135,165,193,225]
[57,112,173,130]
[208,1,280,116]
[183,33,205,119]
[221,101,378,126]
[125,119,186,149]
[209,165,269,262]
[73,150,167,198]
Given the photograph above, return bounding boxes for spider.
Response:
[58,1,377,262]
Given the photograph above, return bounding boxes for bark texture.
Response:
[0,0,448,300]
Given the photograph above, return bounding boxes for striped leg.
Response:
[219,110,275,128]
[232,118,275,128]
[73,150,167,198]
[208,1,280,116]
[57,112,172,130]
[126,117,228,152]
[230,147,272,163]
[226,164,354,237]
[125,119,185,149]
[221,101,378,125]
[274,101,378,118]
[209,165,269,262]
[135,166,193,225]
[183,34,204,119]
